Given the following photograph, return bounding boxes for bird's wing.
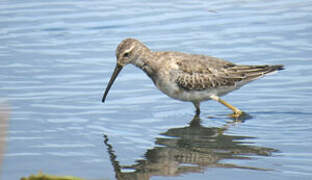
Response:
[173,53,283,91]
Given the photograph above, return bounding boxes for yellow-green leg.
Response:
[210,95,244,118]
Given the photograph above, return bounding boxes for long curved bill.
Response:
[102,63,123,103]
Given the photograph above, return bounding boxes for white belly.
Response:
[155,79,239,102]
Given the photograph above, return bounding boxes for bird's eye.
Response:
[123,52,130,58]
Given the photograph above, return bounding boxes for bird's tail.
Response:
[261,64,284,75]
[229,64,284,83]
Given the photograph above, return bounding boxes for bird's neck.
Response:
[131,51,158,83]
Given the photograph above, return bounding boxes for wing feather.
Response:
[173,53,283,91]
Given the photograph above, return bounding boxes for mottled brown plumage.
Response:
[174,56,283,91]
[102,38,284,118]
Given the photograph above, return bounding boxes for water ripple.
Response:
[1,0,312,180]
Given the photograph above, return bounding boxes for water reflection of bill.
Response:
[0,103,9,174]
[104,115,279,180]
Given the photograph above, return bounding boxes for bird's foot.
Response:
[229,110,244,119]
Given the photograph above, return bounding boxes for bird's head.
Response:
[102,38,149,103]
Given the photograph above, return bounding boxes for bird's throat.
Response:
[132,55,158,84]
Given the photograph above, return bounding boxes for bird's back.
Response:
[155,51,283,92]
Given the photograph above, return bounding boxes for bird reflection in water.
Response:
[104,115,278,180]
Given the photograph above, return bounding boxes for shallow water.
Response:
[1,0,312,180]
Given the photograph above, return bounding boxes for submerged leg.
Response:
[210,95,243,118]
[192,102,201,115]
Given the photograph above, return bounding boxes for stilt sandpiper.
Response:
[102,38,284,118]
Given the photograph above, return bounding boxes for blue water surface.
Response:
[0,0,312,180]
